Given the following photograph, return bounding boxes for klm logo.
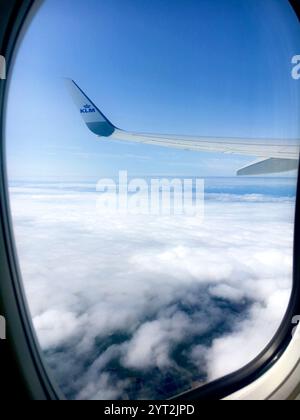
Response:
[0,315,6,340]
[80,104,96,114]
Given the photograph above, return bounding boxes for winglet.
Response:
[237,158,298,176]
[65,79,115,137]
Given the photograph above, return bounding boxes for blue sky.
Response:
[5,0,300,180]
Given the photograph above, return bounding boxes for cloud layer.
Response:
[9,179,295,399]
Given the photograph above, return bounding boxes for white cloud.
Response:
[9,181,296,399]
[33,309,85,349]
[205,289,290,380]
[76,372,131,401]
[122,312,191,370]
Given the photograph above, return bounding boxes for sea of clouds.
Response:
[8,179,296,399]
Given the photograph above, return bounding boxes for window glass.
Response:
[6,0,300,400]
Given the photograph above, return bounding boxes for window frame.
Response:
[0,0,62,400]
[0,0,299,401]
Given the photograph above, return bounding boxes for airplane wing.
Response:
[66,79,299,175]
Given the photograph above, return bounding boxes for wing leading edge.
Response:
[66,79,299,175]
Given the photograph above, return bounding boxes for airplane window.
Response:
[5,0,300,400]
